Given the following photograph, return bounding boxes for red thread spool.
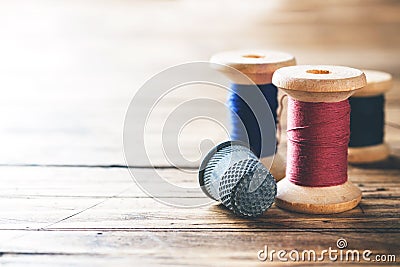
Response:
[272,65,367,214]
[287,98,350,187]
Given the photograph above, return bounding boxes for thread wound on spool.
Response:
[349,95,385,147]
[229,83,278,158]
[286,97,350,187]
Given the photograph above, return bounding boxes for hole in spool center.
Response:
[242,54,264,59]
[306,69,331,74]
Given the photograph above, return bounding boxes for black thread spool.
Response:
[348,70,393,164]
[199,141,276,217]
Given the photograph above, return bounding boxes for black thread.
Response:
[349,95,385,147]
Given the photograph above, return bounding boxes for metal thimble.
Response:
[199,141,277,217]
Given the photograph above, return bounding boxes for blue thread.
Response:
[229,83,278,158]
[349,95,385,147]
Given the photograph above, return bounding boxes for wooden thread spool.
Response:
[348,70,393,164]
[272,65,367,214]
[210,50,296,181]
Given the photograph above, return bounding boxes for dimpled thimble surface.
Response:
[199,141,277,217]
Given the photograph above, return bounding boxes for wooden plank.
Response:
[0,0,398,265]
[0,196,398,231]
[0,167,398,231]
[0,230,398,266]
[0,0,398,167]
[1,166,399,197]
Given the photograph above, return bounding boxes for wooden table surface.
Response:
[0,0,399,266]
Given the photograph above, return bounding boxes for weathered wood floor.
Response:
[0,0,399,266]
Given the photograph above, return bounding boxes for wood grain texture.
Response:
[0,0,398,167]
[272,65,366,93]
[0,0,399,265]
[0,166,398,231]
[0,231,399,266]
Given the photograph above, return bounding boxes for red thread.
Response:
[286,97,350,187]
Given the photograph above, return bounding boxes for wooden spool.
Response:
[348,70,393,164]
[272,65,367,214]
[210,49,296,181]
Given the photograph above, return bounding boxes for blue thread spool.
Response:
[229,83,278,157]
[199,141,276,217]
[210,50,296,180]
[348,70,393,163]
